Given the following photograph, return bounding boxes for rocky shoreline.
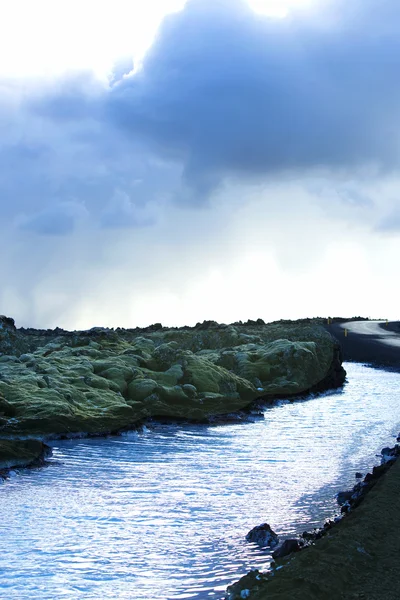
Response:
[0,315,345,471]
[223,321,400,600]
[226,440,400,599]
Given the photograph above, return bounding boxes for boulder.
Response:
[381,446,399,463]
[246,523,279,547]
[272,539,301,559]
[337,490,354,505]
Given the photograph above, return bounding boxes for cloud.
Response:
[100,190,156,228]
[0,78,179,234]
[1,0,400,329]
[376,210,400,233]
[30,72,105,122]
[105,0,400,191]
[17,201,89,236]
[14,0,400,201]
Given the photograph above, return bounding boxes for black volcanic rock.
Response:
[272,539,301,559]
[246,523,279,547]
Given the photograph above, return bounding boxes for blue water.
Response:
[1,363,399,600]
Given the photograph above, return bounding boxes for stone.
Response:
[381,446,399,463]
[337,490,353,505]
[272,539,301,559]
[246,523,279,547]
[364,463,390,483]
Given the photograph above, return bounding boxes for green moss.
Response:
[127,379,159,402]
[0,439,50,470]
[0,321,341,437]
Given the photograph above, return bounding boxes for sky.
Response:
[0,0,399,329]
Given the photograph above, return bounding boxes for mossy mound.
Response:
[0,320,344,438]
[206,338,332,395]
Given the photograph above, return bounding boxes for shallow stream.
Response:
[1,363,400,599]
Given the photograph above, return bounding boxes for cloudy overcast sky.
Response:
[1,0,399,329]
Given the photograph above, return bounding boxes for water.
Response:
[1,363,400,600]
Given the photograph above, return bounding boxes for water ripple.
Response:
[1,364,400,599]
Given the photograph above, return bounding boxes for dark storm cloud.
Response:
[2,0,400,230]
[105,0,400,189]
[0,85,179,235]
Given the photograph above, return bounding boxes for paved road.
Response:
[324,320,400,369]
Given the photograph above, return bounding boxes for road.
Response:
[325,320,400,369]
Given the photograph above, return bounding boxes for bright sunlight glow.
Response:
[0,0,316,81]
[0,0,185,80]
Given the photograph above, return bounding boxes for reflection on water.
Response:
[1,364,400,600]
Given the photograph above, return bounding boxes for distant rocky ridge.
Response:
[0,315,346,469]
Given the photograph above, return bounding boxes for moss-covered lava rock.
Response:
[0,318,345,438]
[0,439,51,471]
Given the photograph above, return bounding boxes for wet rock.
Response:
[246,523,279,547]
[335,448,400,516]
[334,515,342,523]
[301,524,334,542]
[228,442,400,600]
[341,501,351,514]
[272,539,301,559]
[355,472,363,478]
[323,519,335,531]
[364,463,391,483]
[337,490,353,505]
[302,530,316,541]
[381,446,399,463]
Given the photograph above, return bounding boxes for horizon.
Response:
[2,313,390,332]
